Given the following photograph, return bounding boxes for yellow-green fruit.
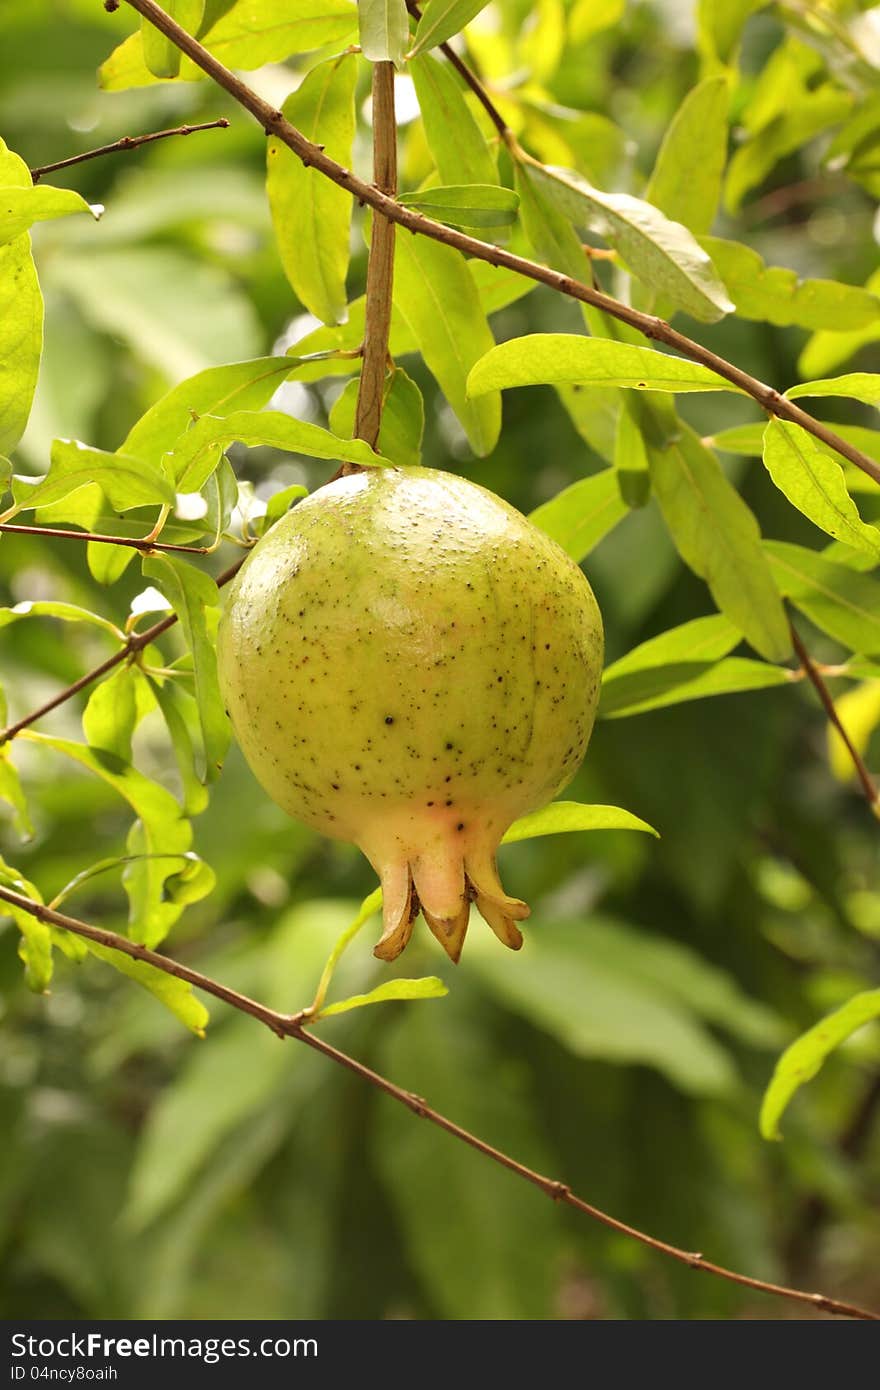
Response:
[217,466,603,962]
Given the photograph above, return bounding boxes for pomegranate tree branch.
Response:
[29,118,230,182]
[0,557,245,748]
[2,881,876,1322]
[115,0,880,486]
[790,620,880,817]
[0,522,211,554]
[404,0,510,138]
[353,61,398,454]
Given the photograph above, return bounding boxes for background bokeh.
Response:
[1,0,879,1319]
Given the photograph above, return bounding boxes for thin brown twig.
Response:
[352,61,397,455]
[1,880,876,1321]
[29,119,230,182]
[789,619,880,817]
[0,523,210,554]
[405,0,510,138]
[0,557,245,747]
[116,0,880,488]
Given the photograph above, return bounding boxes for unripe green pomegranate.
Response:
[218,466,603,962]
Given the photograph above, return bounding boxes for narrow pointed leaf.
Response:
[601,655,791,719]
[267,53,357,325]
[12,440,174,512]
[143,556,229,782]
[0,860,52,991]
[330,368,424,466]
[468,334,735,397]
[530,163,734,321]
[398,184,519,228]
[410,52,497,187]
[701,237,880,331]
[647,417,792,661]
[393,233,500,456]
[645,77,729,235]
[763,540,880,655]
[761,990,880,1140]
[787,373,880,407]
[762,420,880,558]
[142,0,204,78]
[317,976,448,1017]
[0,236,42,456]
[502,801,658,842]
[410,0,491,56]
[529,470,627,562]
[359,0,409,63]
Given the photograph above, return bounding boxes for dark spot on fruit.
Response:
[384,715,394,725]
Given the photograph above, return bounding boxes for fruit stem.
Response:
[351,61,398,462]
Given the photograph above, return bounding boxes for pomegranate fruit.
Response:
[217,466,603,962]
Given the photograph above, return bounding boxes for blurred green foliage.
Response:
[1,0,879,1320]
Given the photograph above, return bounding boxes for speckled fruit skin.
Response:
[218,466,603,961]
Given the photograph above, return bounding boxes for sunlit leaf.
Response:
[398,184,519,228]
[502,801,658,842]
[0,599,123,641]
[760,990,880,1140]
[601,655,792,720]
[409,0,491,56]
[392,232,500,456]
[11,439,174,512]
[468,334,736,396]
[141,0,204,79]
[529,469,627,562]
[530,163,734,321]
[143,556,229,782]
[329,368,424,466]
[359,0,409,63]
[787,373,880,408]
[645,77,729,235]
[410,52,497,187]
[762,420,880,557]
[317,976,447,1017]
[702,237,880,331]
[0,236,42,457]
[645,413,792,661]
[267,53,357,326]
[764,540,880,655]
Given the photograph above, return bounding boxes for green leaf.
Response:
[0,183,99,246]
[0,599,123,641]
[711,421,880,488]
[701,237,880,332]
[799,270,880,380]
[530,163,734,321]
[0,860,52,992]
[0,236,42,457]
[646,415,792,662]
[141,0,204,78]
[786,373,880,407]
[120,357,294,467]
[528,469,627,562]
[614,400,651,507]
[83,668,140,762]
[697,0,769,67]
[164,409,382,494]
[409,0,491,56]
[467,917,740,1094]
[398,184,519,228]
[267,53,357,326]
[359,0,409,63]
[645,77,729,236]
[725,87,852,213]
[317,976,448,1017]
[409,52,497,188]
[603,614,740,678]
[22,734,192,948]
[83,938,209,1035]
[601,654,791,719]
[763,540,880,655]
[0,752,33,840]
[100,0,359,88]
[468,334,736,397]
[502,800,658,842]
[760,990,880,1140]
[762,420,880,558]
[329,368,424,466]
[149,678,209,816]
[11,439,174,513]
[392,233,500,456]
[143,556,229,782]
